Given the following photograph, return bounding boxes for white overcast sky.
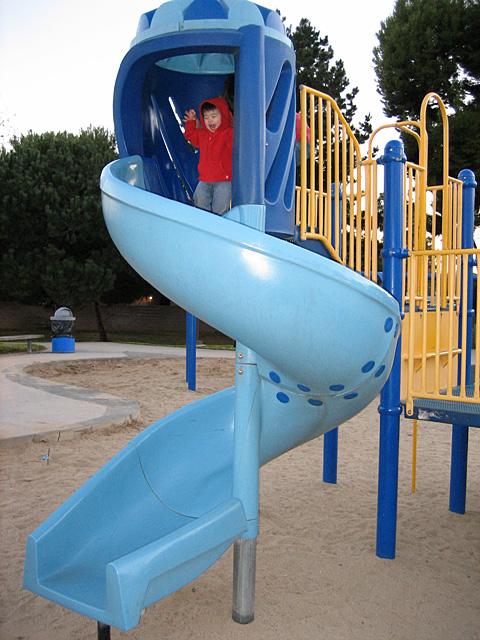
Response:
[0,0,397,148]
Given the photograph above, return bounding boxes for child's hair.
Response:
[201,101,218,116]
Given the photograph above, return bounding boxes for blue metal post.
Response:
[450,169,477,513]
[186,312,196,391]
[376,140,406,559]
[323,429,338,484]
[323,183,342,484]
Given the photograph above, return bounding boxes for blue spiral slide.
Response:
[23,1,401,632]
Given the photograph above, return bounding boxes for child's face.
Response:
[203,108,222,132]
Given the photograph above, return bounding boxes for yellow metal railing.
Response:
[296,85,378,279]
[402,170,464,309]
[365,94,470,408]
[395,95,468,409]
[405,248,479,417]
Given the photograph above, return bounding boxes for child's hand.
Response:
[183,109,197,122]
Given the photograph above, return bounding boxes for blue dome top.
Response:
[132,0,289,47]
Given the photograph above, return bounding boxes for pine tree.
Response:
[373,0,480,211]
[287,17,373,144]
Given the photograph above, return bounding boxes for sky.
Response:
[0,0,397,148]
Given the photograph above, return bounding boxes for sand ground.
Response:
[1,356,479,640]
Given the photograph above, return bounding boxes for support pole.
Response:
[323,429,338,484]
[411,419,418,493]
[230,23,266,625]
[376,140,406,559]
[450,425,469,513]
[231,344,260,623]
[323,184,342,484]
[232,538,256,624]
[186,312,196,391]
[97,622,110,640]
[450,169,477,513]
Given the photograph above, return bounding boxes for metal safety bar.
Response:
[296,85,378,280]
[405,247,478,417]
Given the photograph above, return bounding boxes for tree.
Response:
[0,128,155,340]
[287,18,373,144]
[0,111,15,150]
[373,0,480,211]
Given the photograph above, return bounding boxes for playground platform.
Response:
[0,342,234,447]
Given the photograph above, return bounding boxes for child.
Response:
[183,97,233,215]
[295,112,311,166]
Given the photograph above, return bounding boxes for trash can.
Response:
[50,307,75,353]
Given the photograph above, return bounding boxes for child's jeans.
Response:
[193,180,231,215]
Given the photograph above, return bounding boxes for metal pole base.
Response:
[97,621,111,639]
[232,538,256,624]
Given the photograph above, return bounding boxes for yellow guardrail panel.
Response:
[297,85,375,278]
[404,248,478,416]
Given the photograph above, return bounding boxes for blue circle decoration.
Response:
[344,392,358,400]
[297,384,310,392]
[329,384,345,391]
[375,365,386,378]
[276,392,289,403]
[384,317,394,333]
[308,398,323,406]
[269,371,281,384]
[362,361,375,373]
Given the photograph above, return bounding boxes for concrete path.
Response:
[0,341,233,447]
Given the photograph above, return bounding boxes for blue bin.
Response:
[50,307,75,353]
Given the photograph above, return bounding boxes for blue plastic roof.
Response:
[132,0,289,49]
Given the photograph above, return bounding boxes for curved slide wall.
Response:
[23,156,401,631]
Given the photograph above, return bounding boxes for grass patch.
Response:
[74,330,235,349]
[0,342,46,355]
[0,329,235,351]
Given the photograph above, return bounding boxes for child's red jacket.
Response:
[184,97,233,183]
